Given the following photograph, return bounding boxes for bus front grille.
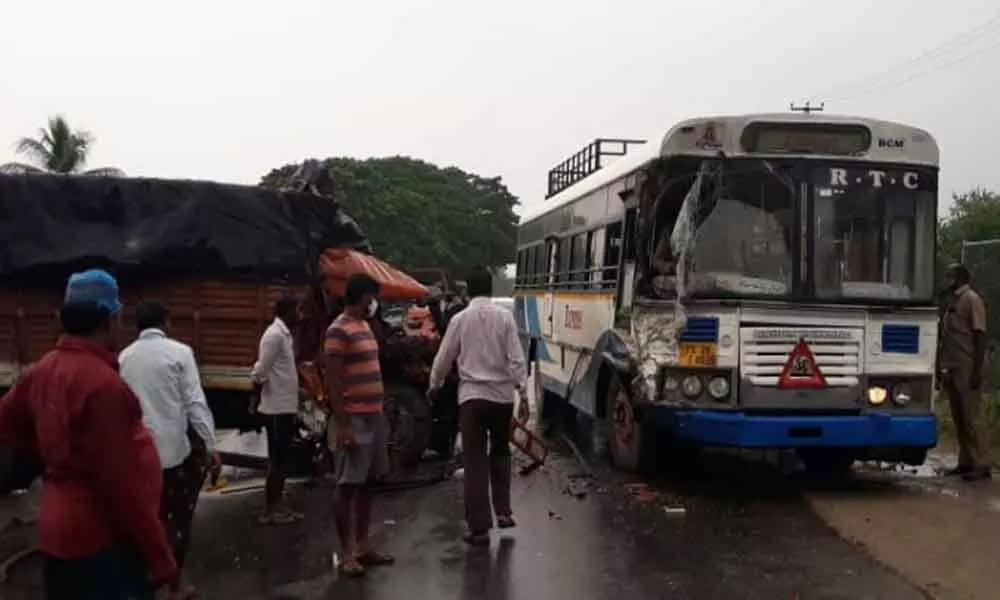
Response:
[739,326,863,387]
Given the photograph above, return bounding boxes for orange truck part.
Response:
[319,249,429,301]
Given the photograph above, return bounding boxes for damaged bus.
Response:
[514,114,938,475]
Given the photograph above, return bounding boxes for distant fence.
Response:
[961,239,1000,391]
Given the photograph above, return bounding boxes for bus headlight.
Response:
[707,376,730,401]
[867,385,888,406]
[892,383,913,407]
[662,375,679,393]
[681,375,702,398]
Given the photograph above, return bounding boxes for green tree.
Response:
[261,157,519,272]
[938,188,1000,266]
[0,115,124,176]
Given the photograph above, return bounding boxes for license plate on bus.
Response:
[678,342,717,367]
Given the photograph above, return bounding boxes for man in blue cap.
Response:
[0,269,181,599]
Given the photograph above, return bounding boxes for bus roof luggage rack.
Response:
[546,138,646,198]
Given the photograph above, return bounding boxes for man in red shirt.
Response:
[0,269,180,599]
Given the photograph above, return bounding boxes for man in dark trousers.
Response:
[120,301,219,598]
[939,263,992,481]
[0,269,180,599]
[250,295,305,524]
[428,266,528,546]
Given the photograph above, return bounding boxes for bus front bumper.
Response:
[652,409,938,448]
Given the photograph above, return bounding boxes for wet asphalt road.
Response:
[2,448,929,599]
[48,451,940,599]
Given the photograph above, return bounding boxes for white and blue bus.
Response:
[514,113,939,474]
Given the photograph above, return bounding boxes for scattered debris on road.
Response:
[558,432,595,480]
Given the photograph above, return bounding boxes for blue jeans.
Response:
[43,544,153,600]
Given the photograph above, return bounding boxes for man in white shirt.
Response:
[428,267,528,546]
[250,294,303,524]
[119,301,218,599]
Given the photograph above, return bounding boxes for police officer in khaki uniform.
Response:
[939,263,991,481]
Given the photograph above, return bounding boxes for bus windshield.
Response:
[812,165,936,302]
[655,160,937,303]
[670,160,795,298]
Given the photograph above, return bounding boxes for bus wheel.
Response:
[605,376,646,472]
[797,448,856,478]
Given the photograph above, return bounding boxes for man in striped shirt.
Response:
[323,273,394,577]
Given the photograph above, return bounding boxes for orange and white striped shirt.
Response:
[324,314,384,414]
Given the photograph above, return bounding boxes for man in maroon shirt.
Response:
[0,269,180,599]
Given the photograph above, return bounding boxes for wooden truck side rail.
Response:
[0,279,307,391]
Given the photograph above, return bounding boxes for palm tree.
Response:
[0,116,124,176]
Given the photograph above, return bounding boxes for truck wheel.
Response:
[605,375,648,472]
[384,382,432,468]
[797,448,856,478]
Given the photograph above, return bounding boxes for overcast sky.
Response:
[2,0,998,217]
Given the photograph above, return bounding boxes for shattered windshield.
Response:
[669,161,795,298]
[812,165,936,302]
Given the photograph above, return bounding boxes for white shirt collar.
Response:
[138,328,167,340]
[273,317,291,336]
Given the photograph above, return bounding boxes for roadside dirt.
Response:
[807,451,1000,600]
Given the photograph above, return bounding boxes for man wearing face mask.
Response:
[251,294,305,524]
[939,263,992,481]
[324,274,394,577]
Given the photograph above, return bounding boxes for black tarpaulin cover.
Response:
[0,173,369,282]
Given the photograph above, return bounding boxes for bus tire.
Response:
[384,381,432,469]
[797,448,856,478]
[605,375,650,472]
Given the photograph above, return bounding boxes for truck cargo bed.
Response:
[0,279,306,427]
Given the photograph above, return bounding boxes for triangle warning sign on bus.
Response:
[777,338,826,389]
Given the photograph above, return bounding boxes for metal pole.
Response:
[962,238,1000,264]
[963,238,1000,248]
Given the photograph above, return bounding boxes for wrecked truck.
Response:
[514,114,940,476]
[0,168,452,479]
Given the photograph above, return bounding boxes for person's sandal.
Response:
[171,586,199,600]
[340,558,366,577]
[497,515,516,529]
[278,508,305,521]
[358,550,395,566]
[462,531,490,546]
[257,512,295,525]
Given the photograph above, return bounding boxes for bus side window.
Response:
[523,246,535,288]
[558,237,572,286]
[544,239,558,288]
[590,228,606,289]
[571,233,588,288]
[516,249,527,288]
[604,221,623,286]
